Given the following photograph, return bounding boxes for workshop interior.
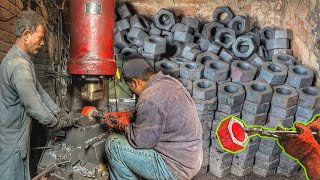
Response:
[0,0,320,179]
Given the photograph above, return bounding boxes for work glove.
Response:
[52,111,81,131]
[278,123,320,180]
[308,116,320,137]
[104,112,132,133]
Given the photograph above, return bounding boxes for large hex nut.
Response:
[153,8,176,31]
[143,35,166,55]
[115,18,130,32]
[138,47,161,61]
[231,36,257,58]
[155,59,179,78]
[215,28,236,49]
[257,45,269,60]
[173,31,194,44]
[130,14,151,32]
[219,48,236,64]
[231,60,257,83]
[271,85,299,108]
[204,60,230,82]
[266,38,289,50]
[121,47,137,56]
[197,36,214,52]
[171,23,193,34]
[269,49,293,60]
[260,27,275,44]
[116,3,132,19]
[161,30,173,44]
[269,105,297,118]
[212,6,234,25]
[114,31,133,50]
[285,65,314,88]
[178,78,193,94]
[181,16,200,30]
[196,52,220,65]
[193,79,217,100]
[201,22,225,37]
[296,106,320,120]
[149,23,162,35]
[227,16,250,36]
[245,80,273,104]
[246,32,261,46]
[243,101,270,114]
[180,61,204,81]
[193,97,218,113]
[275,29,293,40]
[218,82,245,107]
[127,28,149,47]
[242,111,267,125]
[272,53,296,66]
[298,86,320,109]
[248,53,266,69]
[170,58,191,67]
[182,46,202,61]
[208,41,223,54]
[258,61,288,86]
[163,41,184,59]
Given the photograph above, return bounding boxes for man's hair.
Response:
[13,10,46,37]
[125,67,155,83]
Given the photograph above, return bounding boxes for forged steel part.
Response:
[138,47,161,61]
[295,106,320,122]
[127,27,149,47]
[215,28,236,49]
[269,105,297,119]
[258,61,288,86]
[260,26,275,44]
[155,59,179,78]
[218,103,243,114]
[178,78,193,94]
[218,82,245,107]
[182,48,202,61]
[219,48,236,64]
[242,111,268,125]
[113,46,120,55]
[243,101,270,114]
[269,49,293,60]
[144,59,155,68]
[271,85,298,108]
[197,36,214,52]
[130,14,151,32]
[114,30,133,50]
[192,79,217,100]
[204,59,230,82]
[272,53,296,66]
[153,8,177,31]
[248,53,266,69]
[162,41,184,59]
[297,86,320,109]
[231,36,257,58]
[180,61,204,81]
[149,23,162,35]
[246,32,261,46]
[274,29,293,40]
[170,57,190,67]
[173,31,194,44]
[171,23,193,33]
[116,3,132,19]
[161,30,173,44]
[181,16,200,30]
[196,51,220,65]
[121,47,138,57]
[193,97,218,113]
[201,22,225,37]
[257,45,269,60]
[227,16,250,36]
[212,6,234,25]
[265,38,290,50]
[231,60,257,83]
[208,41,223,54]
[285,65,314,88]
[115,18,130,32]
[144,35,166,55]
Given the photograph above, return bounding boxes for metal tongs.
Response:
[244,127,318,138]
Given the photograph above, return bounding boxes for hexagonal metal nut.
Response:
[130,14,151,32]
[121,47,137,56]
[298,86,320,109]
[271,85,298,108]
[212,6,234,25]
[204,59,230,82]
[181,16,200,30]
[260,26,275,44]
[149,23,162,35]
[227,16,250,36]
[197,36,214,52]
[231,36,257,58]
[127,28,149,47]
[219,48,236,64]
[218,82,245,106]
[201,22,225,37]
[178,78,193,94]
[161,30,173,44]
[285,65,314,88]
[171,23,193,33]
[196,51,220,65]
[170,57,191,67]
[115,18,130,32]
[180,61,204,81]
[182,48,202,61]
[231,60,257,83]
[275,29,293,40]
[248,53,266,69]
[193,79,217,100]
[153,8,177,31]
[266,38,289,50]
[244,80,273,104]
[246,32,261,46]
[258,61,288,86]
[163,41,184,59]
[193,97,218,113]
[114,31,133,50]
[215,28,236,49]
[272,53,296,66]
[173,31,194,44]
[143,35,166,55]
[269,49,293,60]
[208,41,223,54]
[257,45,269,60]
[155,59,179,78]
[138,47,161,61]
[116,3,132,19]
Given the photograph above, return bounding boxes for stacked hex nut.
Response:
[276,151,300,177]
[295,86,320,123]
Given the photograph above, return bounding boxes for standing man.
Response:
[0,10,74,180]
[105,58,203,179]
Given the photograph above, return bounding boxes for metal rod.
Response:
[114,76,118,112]
[245,128,318,135]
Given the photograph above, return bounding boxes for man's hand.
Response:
[104,112,132,133]
[309,116,320,137]
[52,111,80,131]
[278,123,320,180]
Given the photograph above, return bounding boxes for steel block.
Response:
[180,61,204,81]
[143,35,166,55]
[173,31,194,44]
[212,6,234,25]
[155,59,179,78]
[181,16,200,30]
[192,79,217,100]
[153,8,177,30]
[271,85,298,108]
[231,60,257,83]
[218,82,245,106]
[285,65,314,88]
[258,61,288,86]
[266,38,290,50]
[297,86,320,109]
[130,14,151,32]
[204,59,229,82]
[227,15,250,36]
[215,28,236,49]
[272,53,296,66]
[127,28,149,47]
[231,36,257,58]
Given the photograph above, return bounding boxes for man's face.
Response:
[25,25,45,55]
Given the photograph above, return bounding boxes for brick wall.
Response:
[116,0,320,84]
